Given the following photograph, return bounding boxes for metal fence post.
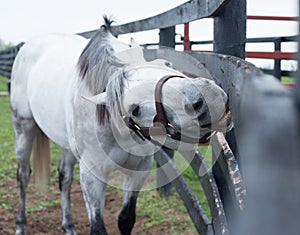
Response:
[233,4,300,234]
[297,0,300,106]
[183,23,191,51]
[274,38,282,79]
[213,0,247,230]
[159,26,176,48]
[213,0,246,58]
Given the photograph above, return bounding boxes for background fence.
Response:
[143,16,298,80]
[143,35,297,80]
[0,42,23,79]
[188,35,297,79]
[0,0,299,234]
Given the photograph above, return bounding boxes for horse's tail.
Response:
[32,128,50,192]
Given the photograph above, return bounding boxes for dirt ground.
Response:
[0,178,194,235]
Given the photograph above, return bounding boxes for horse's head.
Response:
[84,63,232,150]
[123,66,232,145]
[157,74,232,141]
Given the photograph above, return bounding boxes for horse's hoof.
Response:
[64,228,77,235]
[15,227,25,235]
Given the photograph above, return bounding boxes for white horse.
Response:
[10,17,231,235]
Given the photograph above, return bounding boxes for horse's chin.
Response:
[201,109,233,133]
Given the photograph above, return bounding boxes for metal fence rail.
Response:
[79,0,230,38]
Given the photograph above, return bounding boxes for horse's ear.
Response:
[130,37,139,47]
[82,92,107,106]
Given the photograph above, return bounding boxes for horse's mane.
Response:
[77,16,128,125]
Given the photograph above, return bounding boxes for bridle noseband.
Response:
[123,75,213,147]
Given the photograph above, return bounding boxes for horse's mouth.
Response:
[150,105,233,146]
[198,107,233,143]
[200,106,233,131]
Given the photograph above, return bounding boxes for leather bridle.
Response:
[123,75,214,146]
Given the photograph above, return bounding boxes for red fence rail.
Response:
[247,15,298,21]
[246,51,295,60]
[182,15,298,79]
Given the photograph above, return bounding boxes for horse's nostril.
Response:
[192,100,204,111]
[184,99,206,116]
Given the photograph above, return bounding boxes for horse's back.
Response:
[11,33,88,148]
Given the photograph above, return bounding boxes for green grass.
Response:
[136,190,197,233]
[175,146,212,217]
[281,76,295,84]
[0,96,16,210]
[0,96,16,179]
[0,75,9,91]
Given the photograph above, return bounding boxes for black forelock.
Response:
[100,15,119,36]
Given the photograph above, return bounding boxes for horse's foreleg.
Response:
[118,189,139,235]
[119,158,152,235]
[14,119,37,235]
[58,149,77,235]
[80,165,108,235]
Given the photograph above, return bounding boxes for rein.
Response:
[123,75,213,146]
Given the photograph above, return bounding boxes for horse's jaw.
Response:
[109,117,159,156]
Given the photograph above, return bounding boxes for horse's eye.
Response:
[131,105,141,117]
